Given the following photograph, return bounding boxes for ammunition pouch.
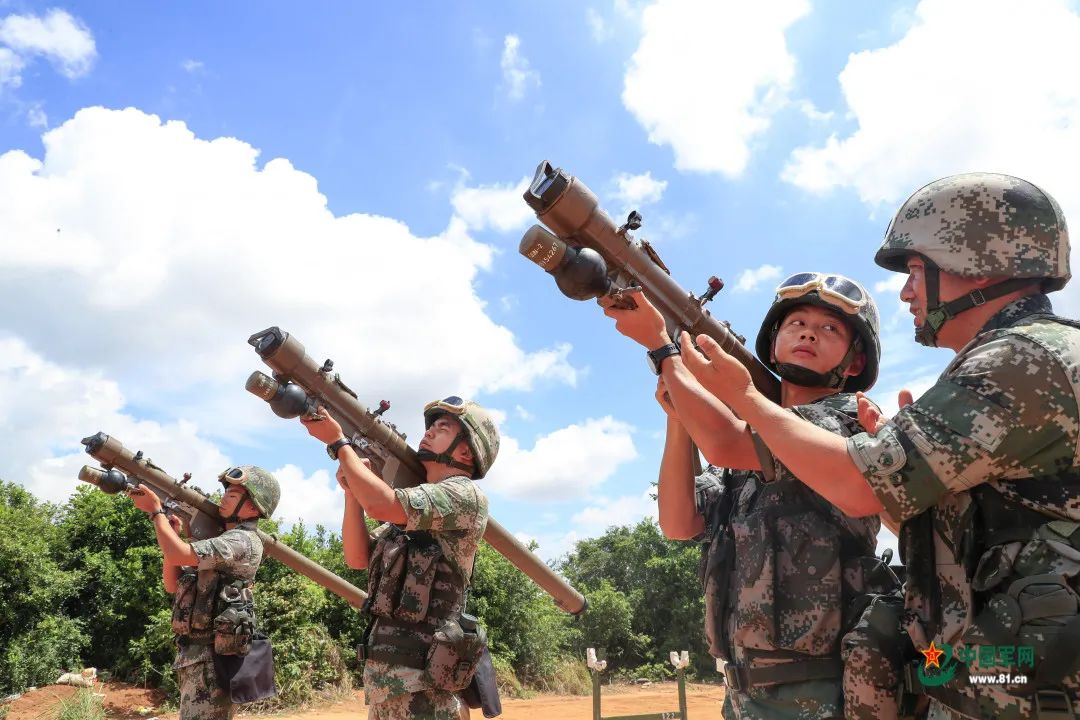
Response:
[731,506,847,657]
[191,571,220,632]
[965,486,1080,695]
[171,569,198,635]
[367,529,462,624]
[425,614,488,692]
[213,580,256,656]
[359,526,473,688]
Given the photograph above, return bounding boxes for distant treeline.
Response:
[0,479,712,704]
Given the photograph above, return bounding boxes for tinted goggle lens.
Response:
[219,467,246,484]
[777,272,819,290]
[823,276,864,304]
[424,396,466,415]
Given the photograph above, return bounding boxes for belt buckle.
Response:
[722,663,742,692]
[1036,690,1076,720]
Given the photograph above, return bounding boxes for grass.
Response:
[53,690,105,720]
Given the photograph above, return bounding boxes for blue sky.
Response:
[4,0,1080,565]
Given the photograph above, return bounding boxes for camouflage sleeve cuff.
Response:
[847,427,948,523]
[394,487,430,531]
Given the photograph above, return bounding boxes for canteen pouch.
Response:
[426,613,488,692]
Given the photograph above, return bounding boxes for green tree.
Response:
[559,519,711,676]
[0,481,86,694]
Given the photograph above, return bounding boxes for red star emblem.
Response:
[921,640,945,669]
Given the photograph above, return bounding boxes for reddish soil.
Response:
[2,681,166,720]
[2,681,725,719]
[271,683,726,719]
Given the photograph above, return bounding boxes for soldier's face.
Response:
[420,415,471,462]
[902,256,986,334]
[219,484,249,517]
[773,305,863,376]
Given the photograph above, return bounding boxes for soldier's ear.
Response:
[457,443,474,465]
[845,352,866,377]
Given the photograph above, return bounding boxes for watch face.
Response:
[646,350,661,375]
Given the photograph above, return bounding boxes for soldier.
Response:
[680,173,1080,719]
[301,396,499,720]
[128,465,279,720]
[607,275,896,719]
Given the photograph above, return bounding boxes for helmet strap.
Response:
[771,328,861,390]
[916,260,1033,347]
[416,431,474,475]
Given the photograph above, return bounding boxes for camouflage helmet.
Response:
[422,397,501,479]
[876,173,1070,291]
[755,272,881,392]
[219,465,280,518]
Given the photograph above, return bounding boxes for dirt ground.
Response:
[2,681,725,720]
[3,682,166,720]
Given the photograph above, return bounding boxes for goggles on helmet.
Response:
[775,272,866,315]
[423,396,467,422]
[218,466,249,486]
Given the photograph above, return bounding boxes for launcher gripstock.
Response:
[519,160,781,403]
[79,432,368,608]
[244,326,588,615]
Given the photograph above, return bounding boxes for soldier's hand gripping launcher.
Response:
[519,161,781,403]
[244,326,588,615]
[79,432,368,607]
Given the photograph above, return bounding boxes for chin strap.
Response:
[915,260,1034,347]
[772,329,861,390]
[416,431,475,475]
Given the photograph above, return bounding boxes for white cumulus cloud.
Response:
[622,0,810,175]
[0,107,583,495]
[450,175,534,233]
[611,171,668,210]
[484,417,638,501]
[781,0,1080,316]
[500,34,540,101]
[0,8,96,81]
[733,264,783,293]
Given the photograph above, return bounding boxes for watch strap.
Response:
[647,342,681,375]
[327,438,351,460]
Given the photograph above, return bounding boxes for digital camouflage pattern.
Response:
[367,688,465,720]
[218,465,280,518]
[364,475,488,710]
[177,657,233,720]
[848,295,1080,719]
[841,593,907,720]
[698,394,880,719]
[173,521,264,720]
[875,173,1070,291]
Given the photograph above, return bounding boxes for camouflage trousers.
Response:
[178,659,233,720]
[722,679,843,720]
[366,689,468,720]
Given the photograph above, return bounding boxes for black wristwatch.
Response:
[327,438,351,460]
[149,509,167,520]
[646,342,681,375]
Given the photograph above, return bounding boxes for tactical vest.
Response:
[703,468,896,692]
[171,527,260,656]
[361,526,486,692]
[902,313,1080,717]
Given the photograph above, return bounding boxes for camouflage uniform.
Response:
[363,476,488,720]
[698,394,882,720]
[173,521,264,720]
[847,174,1080,719]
